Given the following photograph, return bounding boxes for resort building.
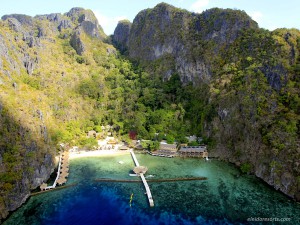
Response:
[151,143,178,157]
[178,146,208,158]
[160,143,177,151]
[107,137,117,145]
[119,145,129,150]
[134,144,144,150]
[133,166,148,175]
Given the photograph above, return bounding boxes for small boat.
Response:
[118,161,124,164]
[129,193,134,207]
[129,174,138,176]
[146,175,155,178]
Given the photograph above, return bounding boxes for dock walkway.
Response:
[40,151,69,191]
[130,149,140,166]
[129,150,154,207]
[43,154,62,190]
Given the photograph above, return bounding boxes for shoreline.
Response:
[69,150,130,159]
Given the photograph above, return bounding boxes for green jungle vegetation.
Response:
[0,9,206,215]
[0,4,299,220]
[114,3,300,200]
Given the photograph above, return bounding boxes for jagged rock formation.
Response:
[113,20,132,53]
[114,3,258,82]
[113,3,300,201]
[0,3,299,222]
[0,7,109,221]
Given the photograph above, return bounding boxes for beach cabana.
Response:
[133,166,148,174]
[40,183,48,191]
[119,145,129,150]
[57,177,67,185]
[107,138,117,145]
[88,130,97,138]
[134,144,144,150]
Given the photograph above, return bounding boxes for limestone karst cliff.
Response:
[0,2,300,222]
[114,3,258,82]
[0,7,110,220]
[113,3,300,201]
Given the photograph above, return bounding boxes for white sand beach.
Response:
[69,150,130,159]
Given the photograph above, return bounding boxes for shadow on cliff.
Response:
[0,100,56,221]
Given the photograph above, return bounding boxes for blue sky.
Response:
[0,0,299,35]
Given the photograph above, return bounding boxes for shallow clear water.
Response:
[3,154,300,225]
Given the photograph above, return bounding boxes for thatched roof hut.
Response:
[60,171,69,178]
[133,166,148,174]
[57,177,67,185]
[134,144,144,150]
[40,183,48,190]
[88,130,97,138]
[107,138,117,145]
[119,145,129,150]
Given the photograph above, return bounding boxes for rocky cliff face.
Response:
[113,20,132,53]
[114,3,258,82]
[0,7,108,221]
[113,3,300,201]
[1,8,106,74]
[0,102,55,220]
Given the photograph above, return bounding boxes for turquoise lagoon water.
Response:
[3,154,300,225]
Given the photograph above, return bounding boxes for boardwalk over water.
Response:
[129,150,154,207]
[40,151,69,191]
[95,177,207,183]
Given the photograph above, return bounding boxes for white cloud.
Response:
[94,11,110,27]
[249,11,263,24]
[190,0,210,13]
[94,11,128,35]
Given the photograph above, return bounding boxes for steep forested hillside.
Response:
[0,7,199,220]
[0,2,300,221]
[113,3,300,201]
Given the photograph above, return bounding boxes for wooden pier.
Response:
[140,173,154,207]
[95,177,207,183]
[129,150,154,207]
[40,151,69,191]
[130,149,140,166]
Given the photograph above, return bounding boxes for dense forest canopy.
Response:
[0,3,299,221]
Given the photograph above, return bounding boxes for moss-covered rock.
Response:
[113,20,132,53]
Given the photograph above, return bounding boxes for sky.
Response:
[0,0,299,35]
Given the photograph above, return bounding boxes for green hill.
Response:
[0,7,196,219]
[113,2,300,202]
[0,3,299,220]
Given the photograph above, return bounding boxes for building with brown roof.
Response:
[178,146,208,158]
